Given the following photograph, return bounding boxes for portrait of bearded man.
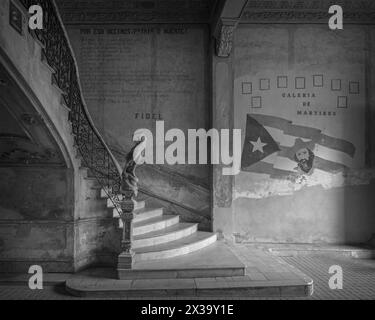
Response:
[294,147,315,174]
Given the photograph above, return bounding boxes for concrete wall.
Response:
[0,167,75,272]
[0,0,115,271]
[73,171,120,269]
[213,24,375,244]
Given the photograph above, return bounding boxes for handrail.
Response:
[19,0,123,213]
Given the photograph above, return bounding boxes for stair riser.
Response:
[113,207,162,221]
[82,185,101,200]
[133,208,163,223]
[117,216,179,233]
[135,234,217,261]
[107,198,120,209]
[100,187,112,198]
[99,188,145,212]
[133,224,198,249]
[110,200,146,211]
[117,267,244,279]
[132,216,179,236]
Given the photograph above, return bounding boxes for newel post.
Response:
[117,185,135,270]
[117,133,146,277]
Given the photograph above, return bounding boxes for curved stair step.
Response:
[113,207,163,221]
[133,207,163,223]
[107,197,145,210]
[133,223,198,249]
[131,215,179,236]
[134,231,217,261]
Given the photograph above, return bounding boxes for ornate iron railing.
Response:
[19,0,123,214]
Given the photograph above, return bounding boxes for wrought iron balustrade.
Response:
[19,0,123,214]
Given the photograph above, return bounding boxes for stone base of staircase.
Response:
[65,276,312,298]
[64,188,314,298]
[65,243,313,298]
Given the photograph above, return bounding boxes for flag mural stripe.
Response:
[251,114,356,157]
[251,114,321,139]
[241,161,275,175]
[313,144,353,167]
[242,161,296,178]
[262,153,298,172]
[264,126,312,147]
[283,124,321,140]
[243,156,345,178]
[313,156,348,173]
[273,157,298,172]
[251,114,292,131]
[270,168,298,179]
[319,134,356,157]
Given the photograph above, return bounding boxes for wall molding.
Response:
[241,0,375,24]
[55,0,212,24]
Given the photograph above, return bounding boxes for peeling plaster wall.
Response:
[0,167,75,272]
[221,24,375,244]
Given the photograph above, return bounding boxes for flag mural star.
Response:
[250,137,267,153]
[241,115,280,170]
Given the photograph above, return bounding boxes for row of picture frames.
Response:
[241,76,360,94]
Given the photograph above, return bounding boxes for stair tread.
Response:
[133,222,197,240]
[134,207,162,216]
[133,214,178,228]
[130,207,162,221]
[133,231,216,254]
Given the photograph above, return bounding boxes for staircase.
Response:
[104,188,218,261]
[1,0,244,278]
[99,186,245,279]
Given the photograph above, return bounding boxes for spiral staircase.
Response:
[0,0,244,279]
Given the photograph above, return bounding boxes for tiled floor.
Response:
[282,255,375,300]
[0,245,374,299]
[227,243,311,283]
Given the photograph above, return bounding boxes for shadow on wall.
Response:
[343,178,375,245]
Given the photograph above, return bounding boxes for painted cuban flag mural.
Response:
[241,114,355,178]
